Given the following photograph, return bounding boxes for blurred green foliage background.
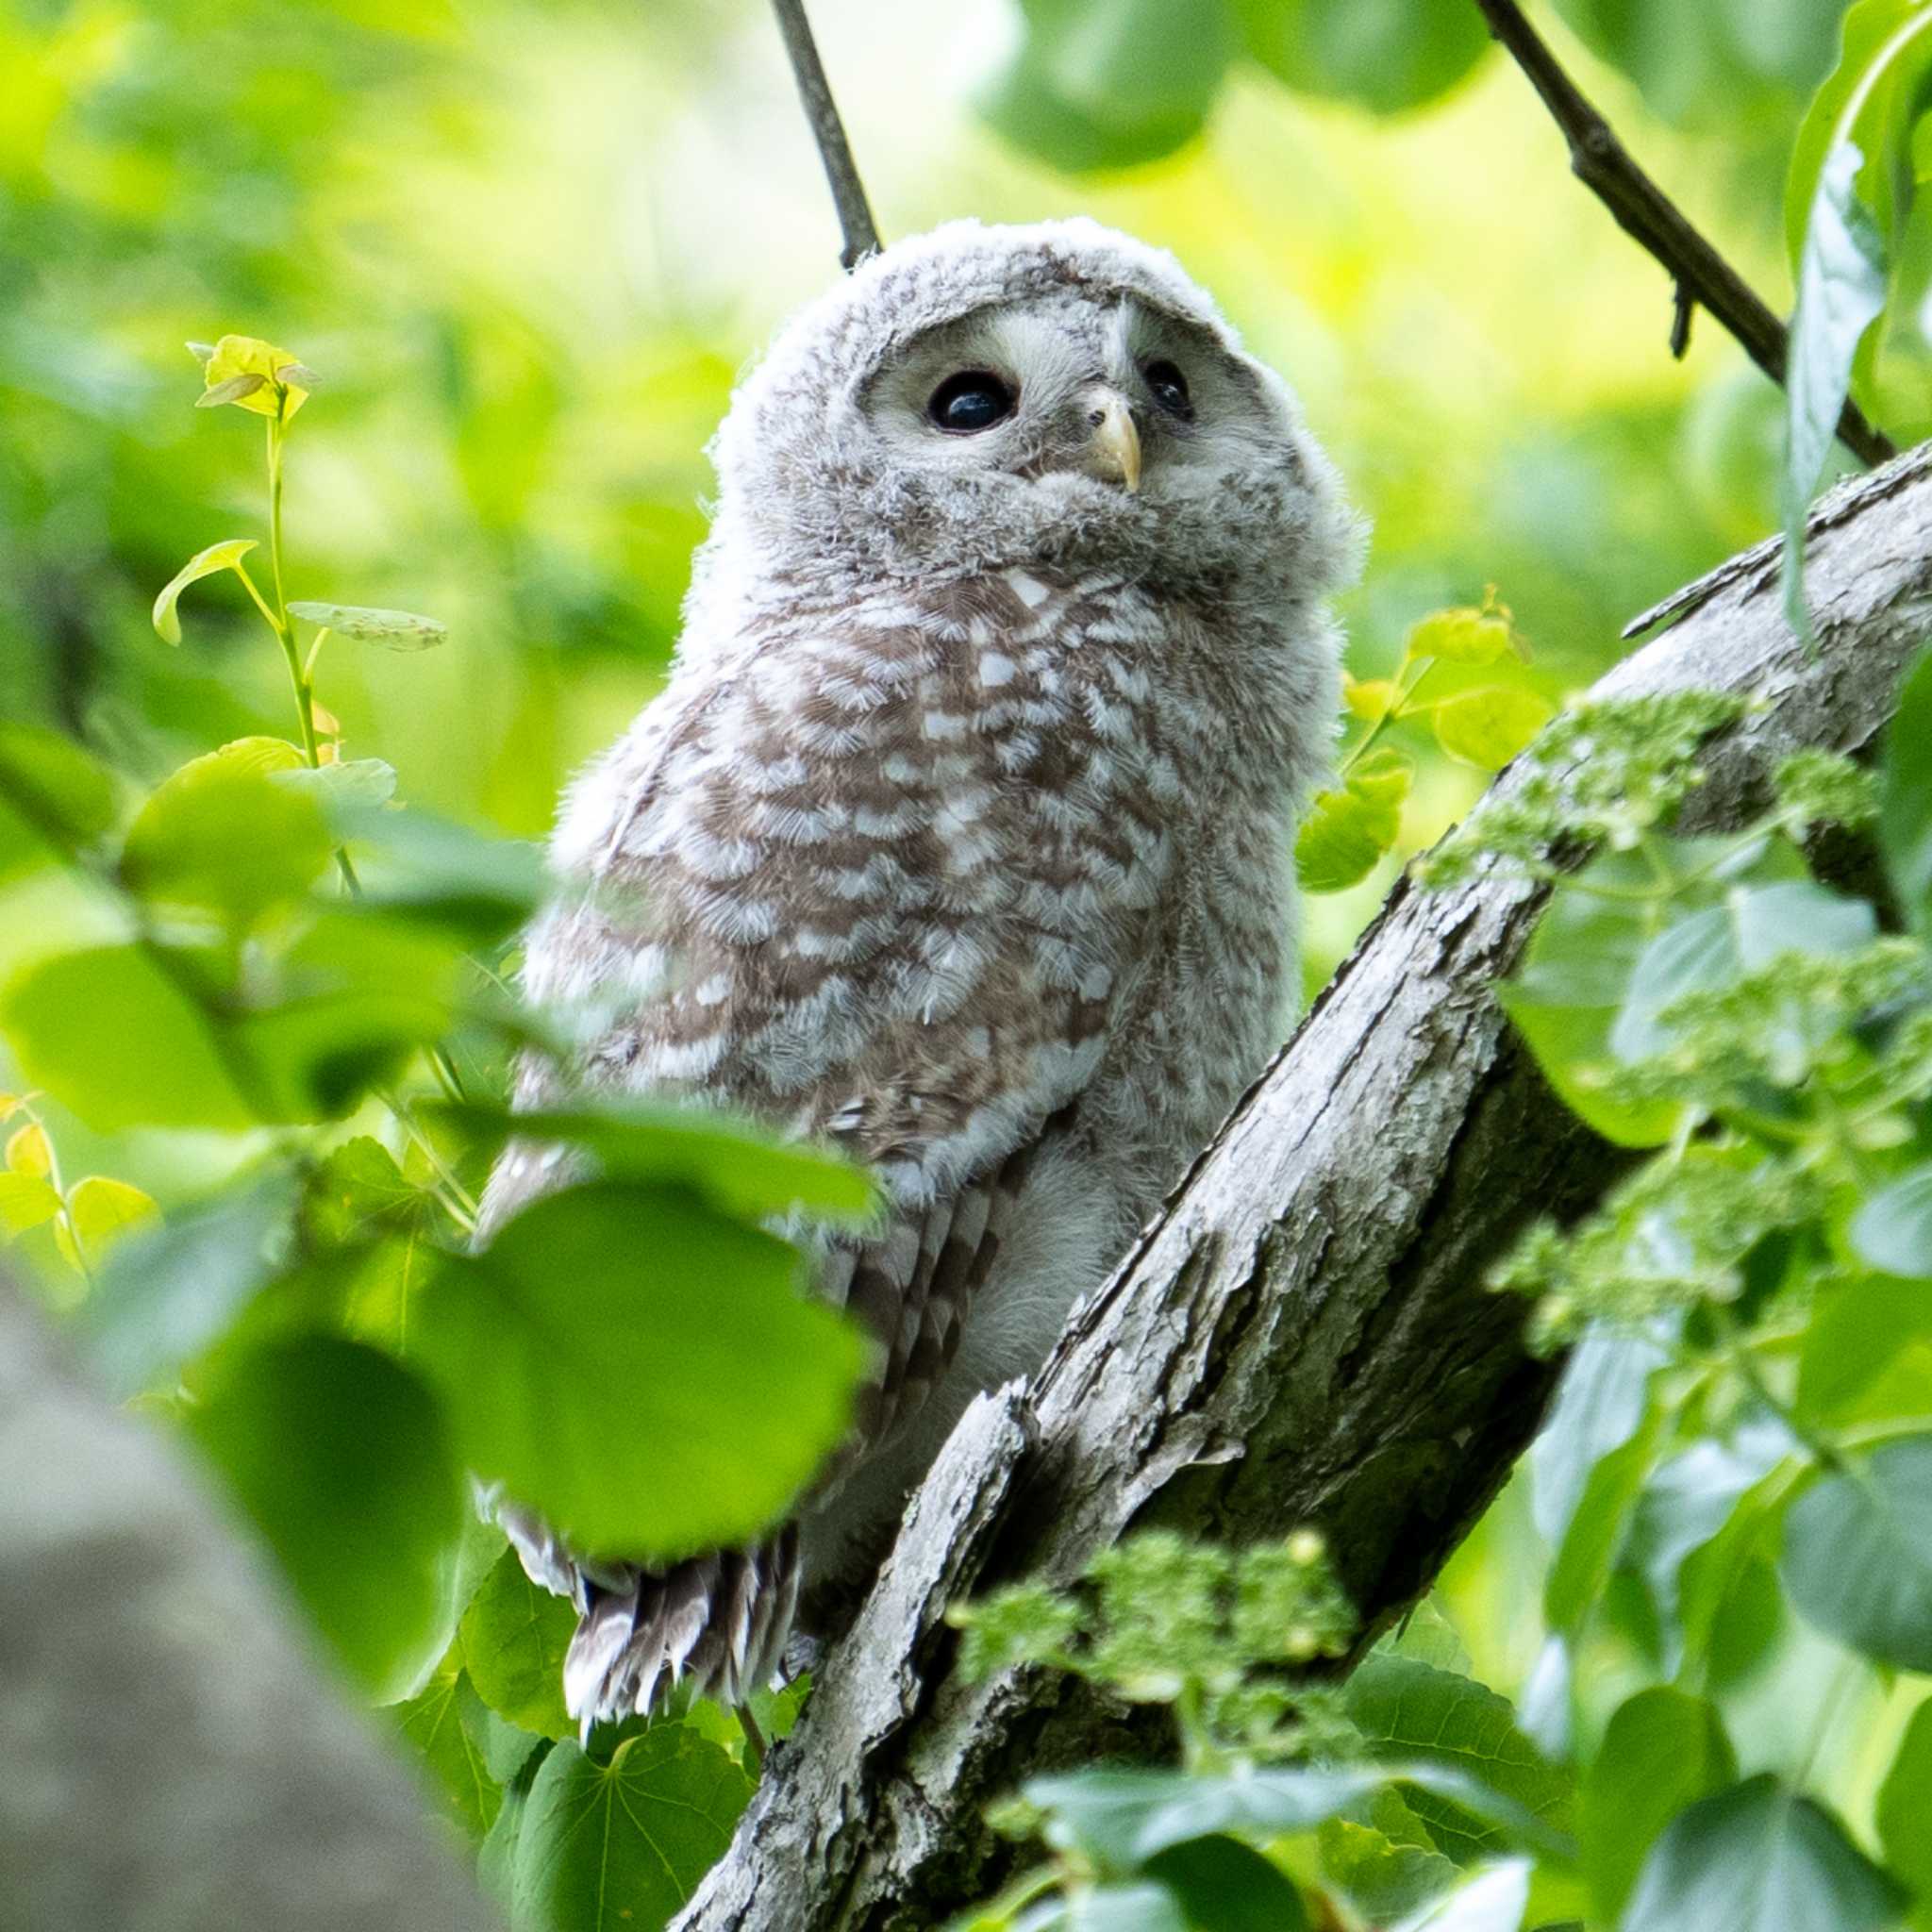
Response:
[0,0,1849,996]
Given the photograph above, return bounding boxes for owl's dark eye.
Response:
[1143,358,1191,418]
[927,370,1016,434]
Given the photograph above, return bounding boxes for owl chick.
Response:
[479,217,1360,1733]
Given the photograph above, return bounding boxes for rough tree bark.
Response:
[675,442,1932,1931]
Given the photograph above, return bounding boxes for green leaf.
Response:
[80,1176,296,1395]
[1319,1801,1459,1923]
[1795,1272,1932,1424]
[1026,1760,1573,1873]
[0,723,119,879]
[1,943,255,1130]
[56,1174,160,1272]
[1543,1407,1663,1637]
[1430,688,1553,773]
[1390,1857,1531,1932]
[1296,748,1412,893]
[1059,1887,1189,1932]
[1608,882,1875,1063]
[1876,1698,1932,1908]
[0,1170,63,1237]
[976,0,1235,173]
[1881,646,1932,931]
[287,600,448,648]
[1343,1657,1574,1865]
[1580,1689,1737,1923]
[1233,0,1491,115]
[1781,1433,1932,1670]
[185,1334,463,1697]
[1618,1775,1907,1932]
[1624,1419,1794,1673]
[1850,1162,1932,1275]
[1141,1835,1308,1931]
[151,537,260,643]
[509,1726,752,1932]
[394,1654,503,1839]
[276,756,400,813]
[333,805,544,949]
[1782,140,1891,639]
[120,738,331,925]
[1501,853,1689,1148]
[437,1100,877,1226]
[1400,603,1515,667]
[460,1548,576,1740]
[1531,1325,1669,1550]
[412,1179,865,1557]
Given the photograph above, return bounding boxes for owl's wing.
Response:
[485,578,1171,1719]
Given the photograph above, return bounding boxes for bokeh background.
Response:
[2,0,1894,1797]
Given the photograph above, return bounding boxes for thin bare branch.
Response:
[1473,0,1896,470]
[768,0,881,271]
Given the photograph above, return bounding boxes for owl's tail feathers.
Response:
[558,1526,803,1743]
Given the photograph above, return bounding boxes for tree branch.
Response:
[768,0,881,271]
[674,441,1932,1931]
[0,1271,501,1932]
[1473,0,1897,471]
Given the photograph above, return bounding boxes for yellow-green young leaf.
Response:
[55,1175,160,1272]
[1432,687,1553,771]
[1296,749,1413,895]
[1404,605,1513,667]
[197,334,312,417]
[151,539,260,644]
[0,1172,63,1237]
[6,1122,51,1178]
[1344,674,1398,722]
[0,1093,20,1119]
[120,738,331,925]
[287,601,447,649]
[460,1549,576,1740]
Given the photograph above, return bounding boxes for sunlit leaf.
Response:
[1530,1325,1669,1550]
[1,943,256,1131]
[120,737,331,924]
[411,1179,865,1557]
[150,538,260,643]
[510,1727,751,1931]
[1431,688,1552,772]
[1403,603,1514,667]
[186,1334,463,1696]
[0,1172,63,1237]
[1391,1857,1531,1932]
[1296,748,1411,894]
[197,333,311,417]
[5,1121,50,1177]
[286,600,447,647]
[55,1174,160,1272]
[1876,1698,1932,1908]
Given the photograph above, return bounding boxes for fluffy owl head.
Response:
[697,217,1360,615]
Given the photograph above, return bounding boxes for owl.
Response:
[479,217,1360,1733]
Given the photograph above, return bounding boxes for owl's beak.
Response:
[1082,389,1141,493]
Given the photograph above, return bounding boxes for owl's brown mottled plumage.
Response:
[479,218,1359,1732]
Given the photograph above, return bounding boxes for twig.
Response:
[1473,0,1896,470]
[768,0,881,270]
